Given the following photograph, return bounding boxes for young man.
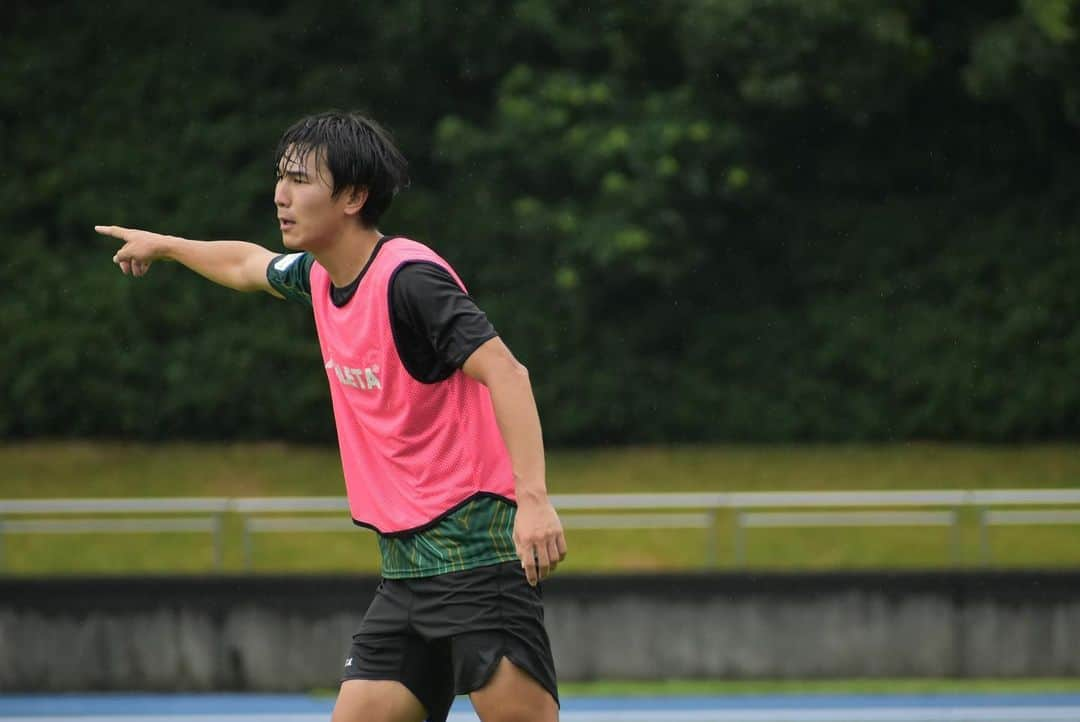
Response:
[97,111,566,722]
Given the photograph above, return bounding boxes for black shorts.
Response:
[341,560,558,722]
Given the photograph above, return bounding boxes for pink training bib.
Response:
[310,238,516,533]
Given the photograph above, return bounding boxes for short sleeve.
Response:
[391,262,498,377]
[266,252,315,306]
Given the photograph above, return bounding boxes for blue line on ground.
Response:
[0,695,331,716]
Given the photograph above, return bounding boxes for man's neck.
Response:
[315,226,383,288]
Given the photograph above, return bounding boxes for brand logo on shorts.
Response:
[326,358,382,391]
[345,656,354,667]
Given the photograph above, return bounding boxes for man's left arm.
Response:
[463,338,567,586]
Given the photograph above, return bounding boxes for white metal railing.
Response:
[6,489,1080,515]
[1,489,1079,570]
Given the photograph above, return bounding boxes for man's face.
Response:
[274,147,351,251]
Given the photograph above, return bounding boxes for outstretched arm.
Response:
[96,225,281,297]
[463,337,567,586]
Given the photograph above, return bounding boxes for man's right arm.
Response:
[96,225,283,297]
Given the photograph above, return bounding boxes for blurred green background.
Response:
[4,0,1078,445]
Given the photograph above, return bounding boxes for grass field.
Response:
[556,677,1080,696]
[1,441,1078,575]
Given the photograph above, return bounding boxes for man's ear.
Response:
[343,186,369,217]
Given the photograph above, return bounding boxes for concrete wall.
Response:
[3,571,1080,691]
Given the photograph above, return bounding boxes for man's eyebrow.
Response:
[277,166,310,178]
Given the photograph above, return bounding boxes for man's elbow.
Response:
[490,354,529,387]
[466,341,530,387]
[507,351,529,376]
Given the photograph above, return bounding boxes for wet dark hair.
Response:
[275,110,410,227]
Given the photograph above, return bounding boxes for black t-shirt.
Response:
[265,237,497,382]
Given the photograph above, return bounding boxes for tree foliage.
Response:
[3,0,1078,443]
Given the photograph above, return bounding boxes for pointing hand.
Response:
[96,225,171,277]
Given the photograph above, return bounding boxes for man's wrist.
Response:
[157,235,185,261]
[515,486,549,505]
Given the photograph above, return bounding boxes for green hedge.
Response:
[3,0,1078,443]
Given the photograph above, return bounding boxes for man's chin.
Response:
[282,230,329,254]
[281,234,306,251]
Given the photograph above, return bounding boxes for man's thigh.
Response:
[469,657,559,722]
[331,679,427,722]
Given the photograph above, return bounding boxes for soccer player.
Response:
[97,110,566,722]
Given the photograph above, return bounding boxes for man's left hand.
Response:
[513,495,567,586]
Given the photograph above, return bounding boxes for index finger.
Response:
[94,225,128,241]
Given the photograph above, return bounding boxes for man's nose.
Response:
[274,180,288,207]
